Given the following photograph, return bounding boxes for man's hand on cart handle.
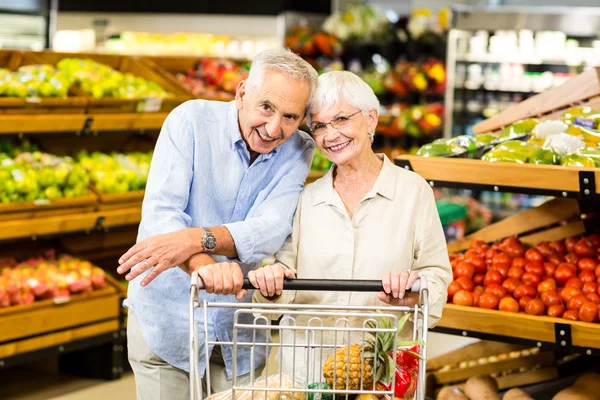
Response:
[378,271,420,306]
[242,263,296,299]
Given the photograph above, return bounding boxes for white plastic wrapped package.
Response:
[205,374,306,400]
[533,120,567,139]
[544,133,586,155]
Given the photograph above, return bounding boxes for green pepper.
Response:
[416,143,465,158]
[575,147,600,167]
[500,118,539,140]
[482,150,528,163]
[560,154,596,167]
[530,148,560,165]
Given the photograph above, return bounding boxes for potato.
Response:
[437,385,468,400]
[503,388,534,400]
[464,375,500,400]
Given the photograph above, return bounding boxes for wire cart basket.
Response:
[189,272,429,400]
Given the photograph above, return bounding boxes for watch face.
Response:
[205,235,217,251]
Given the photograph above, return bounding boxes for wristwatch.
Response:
[201,228,217,253]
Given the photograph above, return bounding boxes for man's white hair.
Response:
[307,71,380,140]
[246,48,318,105]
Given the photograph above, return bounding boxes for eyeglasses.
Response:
[310,111,362,136]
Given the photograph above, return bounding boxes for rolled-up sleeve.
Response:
[224,140,313,264]
[412,183,453,327]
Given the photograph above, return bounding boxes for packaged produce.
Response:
[544,133,586,155]
[481,140,539,164]
[566,125,600,145]
[0,64,71,98]
[205,374,305,400]
[416,142,466,158]
[499,118,538,141]
[575,147,600,167]
[562,106,600,127]
[529,148,560,165]
[560,153,596,167]
[532,120,568,139]
[76,151,152,194]
[57,58,171,99]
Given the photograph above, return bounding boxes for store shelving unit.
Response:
[398,65,600,358]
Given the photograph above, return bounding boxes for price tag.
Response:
[53,296,70,305]
[138,97,163,113]
[25,97,42,104]
[33,199,50,206]
[574,118,595,129]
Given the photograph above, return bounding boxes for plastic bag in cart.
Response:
[204,374,306,400]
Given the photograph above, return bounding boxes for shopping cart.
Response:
[189,272,429,400]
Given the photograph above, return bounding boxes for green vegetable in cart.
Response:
[529,148,560,165]
[560,154,596,167]
[416,143,465,158]
[500,118,538,140]
[307,382,333,400]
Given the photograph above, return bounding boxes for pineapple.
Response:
[322,318,397,391]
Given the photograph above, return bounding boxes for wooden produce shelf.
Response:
[395,156,600,199]
[0,206,141,241]
[0,193,97,221]
[436,304,600,353]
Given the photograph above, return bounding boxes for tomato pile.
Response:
[449,234,600,323]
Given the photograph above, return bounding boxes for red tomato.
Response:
[525,299,546,316]
[522,272,542,287]
[508,266,525,280]
[525,262,544,276]
[463,250,479,259]
[578,258,597,272]
[474,285,485,294]
[568,295,588,311]
[484,270,504,287]
[520,296,534,310]
[565,278,583,290]
[596,265,600,280]
[565,237,579,254]
[548,255,564,266]
[447,281,462,300]
[549,240,566,254]
[478,244,490,257]
[547,304,566,318]
[525,248,544,263]
[499,297,519,313]
[473,273,485,286]
[455,261,475,279]
[586,293,600,303]
[563,309,579,321]
[544,262,556,277]
[582,282,598,296]
[502,278,520,294]
[485,284,507,298]
[579,270,596,284]
[560,287,582,303]
[485,249,501,263]
[541,291,562,307]
[514,284,537,300]
[478,292,500,309]
[579,302,599,323]
[511,257,527,269]
[537,279,557,294]
[504,240,526,258]
[453,290,474,306]
[456,276,475,292]
[493,263,510,278]
[536,242,555,258]
[492,253,512,266]
[587,234,600,248]
[555,265,577,286]
[565,253,580,265]
[469,240,486,251]
[473,291,481,307]
[465,253,486,273]
[575,239,596,257]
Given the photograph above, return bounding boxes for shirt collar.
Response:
[312,154,396,206]
[228,101,279,161]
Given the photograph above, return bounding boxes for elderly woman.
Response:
[246,70,452,384]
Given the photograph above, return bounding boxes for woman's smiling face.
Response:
[310,100,378,166]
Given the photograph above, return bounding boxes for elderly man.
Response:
[117,48,317,399]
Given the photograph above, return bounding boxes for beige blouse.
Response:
[253,155,452,383]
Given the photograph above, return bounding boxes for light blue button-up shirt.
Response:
[124,99,314,379]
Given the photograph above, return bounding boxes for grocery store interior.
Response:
[1,0,600,399]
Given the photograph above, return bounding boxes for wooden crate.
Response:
[90,186,145,211]
[0,50,88,115]
[0,192,98,222]
[140,55,243,101]
[25,51,192,114]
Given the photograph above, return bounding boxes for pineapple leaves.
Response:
[385,354,395,384]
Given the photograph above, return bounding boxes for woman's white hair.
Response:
[307,71,380,141]
[246,48,318,108]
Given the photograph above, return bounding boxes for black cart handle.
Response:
[192,274,421,294]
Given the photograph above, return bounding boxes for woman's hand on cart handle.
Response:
[242,263,296,299]
[378,271,420,306]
